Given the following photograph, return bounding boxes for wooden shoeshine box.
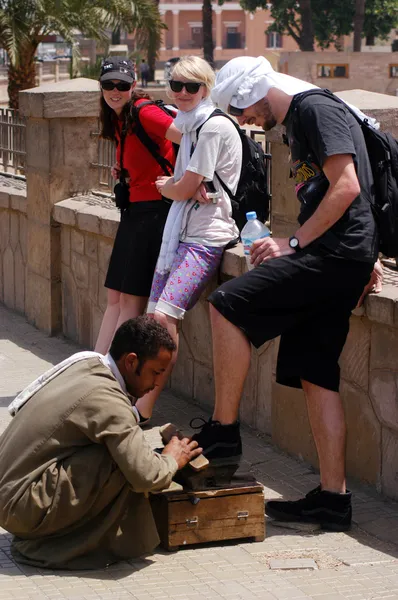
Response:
[150,481,265,551]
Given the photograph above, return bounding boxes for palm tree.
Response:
[202,0,214,67]
[0,0,163,109]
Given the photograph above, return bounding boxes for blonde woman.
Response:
[135,56,242,424]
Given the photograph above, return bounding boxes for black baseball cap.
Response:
[100,56,135,83]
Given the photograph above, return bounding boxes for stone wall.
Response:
[51,195,398,501]
[279,52,398,96]
[0,182,27,314]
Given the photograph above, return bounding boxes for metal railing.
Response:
[91,127,273,202]
[0,108,26,176]
[91,131,115,193]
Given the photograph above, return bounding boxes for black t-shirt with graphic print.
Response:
[283,93,378,263]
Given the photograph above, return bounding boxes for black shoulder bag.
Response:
[113,129,130,212]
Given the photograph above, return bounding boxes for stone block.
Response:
[14,245,25,314]
[221,245,245,279]
[370,323,398,371]
[26,273,61,334]
[71,252,89,289]
[19,79,100,119]
[88,261,99,304]
[77,290,91,348]
[366,285,398,327]
[369,369,398,432]
[48,119,64,169]
[270,142,297,236]
[10,211,19,251]
[340,316,371,391]
[63,118,98,169]
[256,341,273,435]
[53,199,82,227]
[341,382,381,486]
[272,382,318,468]
[26,171,51,225]
[100,211,120,239]
[98,238,113,274]
[71,229,84,255]
[240,350,258,429]
[181,295,213,367]
[3,246,15,309]
[0,250,3,302]
[62,265,78,343]
[0,189,10,208]
[27,221,51,278]
[77,209,100,235]
[381,428,398,500]
[85,235,98,262]
[193,362,214,409]
[170,333,194,400]
[0,210,10,251]
[19,214,27,263]
[25,119,49,169]
[10,190,27,213]
[61,226,71,266]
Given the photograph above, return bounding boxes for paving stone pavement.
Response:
[1,304,398,600]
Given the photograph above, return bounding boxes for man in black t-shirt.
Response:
[190,56,382,532]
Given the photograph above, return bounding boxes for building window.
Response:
[191,26,202,48]
[317,64,348,78]
[389,65,398,78]
[226,27,241,49]
[266,32,282,49]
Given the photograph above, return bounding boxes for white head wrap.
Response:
[211,56,378,129]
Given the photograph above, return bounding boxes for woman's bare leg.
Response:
[94,289,121,354]
[135,311,179,419]
[115,293,148,330]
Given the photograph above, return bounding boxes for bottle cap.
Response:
[246,211,257,220]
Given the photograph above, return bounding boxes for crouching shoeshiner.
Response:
[0,316,202,570]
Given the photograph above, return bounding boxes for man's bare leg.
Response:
[211,305,251,424]
[301,380,346,493]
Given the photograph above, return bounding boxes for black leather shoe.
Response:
[265,486,352,532]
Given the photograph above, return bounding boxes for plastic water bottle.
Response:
[241,211,270,270]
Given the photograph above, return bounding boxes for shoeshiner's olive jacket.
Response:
[0,358,178,570]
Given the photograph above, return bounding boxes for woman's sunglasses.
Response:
[228,104,244,117]
[169,80,203,94]
[101,81,132,92]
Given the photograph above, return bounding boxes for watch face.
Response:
[290,237,299,248]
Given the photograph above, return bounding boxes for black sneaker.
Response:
[190,418,242,464]
[265,486,352,532]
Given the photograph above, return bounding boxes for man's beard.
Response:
[262,116,277,131]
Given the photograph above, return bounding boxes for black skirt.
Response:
[104,200,170,297]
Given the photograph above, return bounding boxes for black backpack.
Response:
[130,99,178,176]
[292,89,398,258]
[196,109,271,231]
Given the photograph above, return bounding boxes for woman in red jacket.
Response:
[95,57,181,356]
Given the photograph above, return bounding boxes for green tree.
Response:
[0,0,162,109]
[364,0,398,45]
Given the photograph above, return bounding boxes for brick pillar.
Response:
[172,10,180,51]
[215,9,223,51]
[19,78,99,334]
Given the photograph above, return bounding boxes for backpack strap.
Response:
[195,108,240,199]
[131,101,175,176]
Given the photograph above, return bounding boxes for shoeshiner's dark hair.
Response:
[110,316,176,368]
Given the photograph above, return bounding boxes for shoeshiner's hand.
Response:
[250,237,294,267]
[162,436,203,470]
[356,258,383,308]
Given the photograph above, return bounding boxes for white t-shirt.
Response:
[179,115,242,247]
